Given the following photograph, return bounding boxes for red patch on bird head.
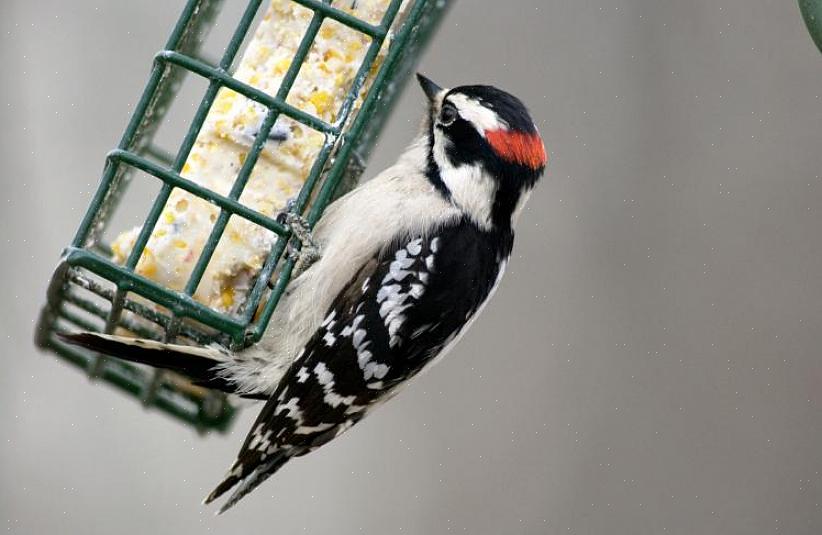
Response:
[486,129,547,169]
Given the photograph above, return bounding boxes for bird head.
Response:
[417,74,547,231]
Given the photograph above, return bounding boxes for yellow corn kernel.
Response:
[324,48,344,62]
[274,57,292,75]
[346,40,363,57]
[111,241,123,261]
[232,107,259,129]
[320,24,335,39]
[229,229,243,243]
[255,45,273,65]
[220,287,235,308]
[172,239,187,249]
[309,90,332,116]
[138,249,157,278]
[213,100,231,115]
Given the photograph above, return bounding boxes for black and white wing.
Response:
[206,219,510,513]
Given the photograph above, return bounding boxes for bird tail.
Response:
[204,453,290,515]
[57,331,240,394]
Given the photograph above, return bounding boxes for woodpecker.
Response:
[60,74,547,513]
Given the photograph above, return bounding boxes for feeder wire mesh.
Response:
[34,0,450,432]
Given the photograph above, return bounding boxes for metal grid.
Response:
[35,0,450,432]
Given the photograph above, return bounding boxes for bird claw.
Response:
[268,200,321,288]
[285,212,321,270]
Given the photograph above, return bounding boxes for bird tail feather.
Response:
[204,454,290,514]
[57,331,240,394]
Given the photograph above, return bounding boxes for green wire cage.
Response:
[35,0,450,433]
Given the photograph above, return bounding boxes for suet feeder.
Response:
[35,0,450,433]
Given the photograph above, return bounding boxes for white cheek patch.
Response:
[446,164,497,229]
[432,130,497,229]
[447,93,506,132]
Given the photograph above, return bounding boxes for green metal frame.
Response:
[35,0,450,432]
[800,0,822,54]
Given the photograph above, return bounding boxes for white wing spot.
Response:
[341,314,365,337]
[275,397,304,426]
[409,283,425,299]
[248,423,266,449]
[357,349,373,369]
[388,314,405,338]
[383,248,416,284]
[425,254,435,271]
[314,362,356,407]
[295,422,335,435]
[363,361,389,380]
[352,329,367,350]
[321,310,336,327]
[406,238,423,256]
[377,284,402,305]
[314,362,333,385]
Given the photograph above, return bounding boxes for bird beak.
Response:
[416,73,443,103]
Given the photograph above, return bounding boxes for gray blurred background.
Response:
[2,1,822,533]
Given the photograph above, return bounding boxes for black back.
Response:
[220,217,514,491]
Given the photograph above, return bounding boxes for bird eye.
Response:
[439,103,458,126]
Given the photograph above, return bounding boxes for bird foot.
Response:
[269,200,321,288]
